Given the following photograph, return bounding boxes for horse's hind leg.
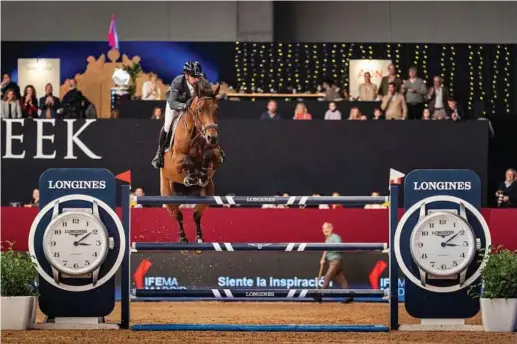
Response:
[161,170,188,243]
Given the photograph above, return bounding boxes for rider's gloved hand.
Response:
[184,98,194,110]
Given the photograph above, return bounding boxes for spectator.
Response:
[320,80,342,102]
[357,72,379,101]
[110,109,120,119]
[260,100,281,120]
[1,89,22,118]
[348,107,362,120]
[365,192,387,209]
[293,103,312,120]
[360,115,368,120]
[223,193,238,208]
[277,192,291,208]
[21,85,38,118]
[324,102,342,120]
[401,66,427,120]
[378,64,401,97]
[142,73,162,100]
[446,98,463,121]
[381,82,407,120]
[330,192,343,209]
[61,79,87,118]
[427,76,450,119]
[151,106,163,120]
[495,169,517,208]
[1,73,21,99]
[39,83,60,119]
[422,108,431,120]
[373,108,383,120]
[133,187,145,208]
[24,188,39,208]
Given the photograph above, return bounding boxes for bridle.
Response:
[185,96,218,143]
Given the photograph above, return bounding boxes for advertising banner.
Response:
[128,252,406,301]
[348,59,392,99]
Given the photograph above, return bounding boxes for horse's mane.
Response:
[196,78,215,98]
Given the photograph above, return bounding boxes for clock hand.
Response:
[443,232,460,244]
[444,243,459,247]
[77,231,93,243]
[78,243,91,246]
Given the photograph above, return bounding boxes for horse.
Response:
[160,80,224,246]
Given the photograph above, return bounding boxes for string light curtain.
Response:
[233,43,514,116]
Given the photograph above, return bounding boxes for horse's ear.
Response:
[212,83,220,97]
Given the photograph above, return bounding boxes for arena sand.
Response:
[2,302,516,344]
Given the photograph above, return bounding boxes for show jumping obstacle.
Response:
[122,186,400,332]
[29,168,489,332]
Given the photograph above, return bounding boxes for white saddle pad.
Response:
[165,112,184,153]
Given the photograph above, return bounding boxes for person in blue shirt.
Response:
[320,222,351,302]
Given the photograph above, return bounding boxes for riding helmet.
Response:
[183,61,203,77]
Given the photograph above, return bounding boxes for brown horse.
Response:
[160,81,224,244]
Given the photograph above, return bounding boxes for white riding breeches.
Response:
[164,102,180,133]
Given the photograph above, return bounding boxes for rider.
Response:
[151,60,204,169]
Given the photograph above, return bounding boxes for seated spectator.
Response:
[427,75,450,119]
[373,108,383,120]
[133,187,146,208]
[495,168,517,208]
[293,103,312,120]
[320,80,343,102]
[1,89,22,118]
[446,98,463,121]
[110,109,120,119]
[21,85,38,118]
[324,102,342,120]
[151,106,163,120]
[39,83,60,118]
[1,73,21,99]
[365,192,387,209]
[422,108,431,120]
[141,73,162,100]
[277,192,291,208]
[360,115,368,120]
[348,107,362,120]
[330,192,343,209]
[24,188,39,208]
[357,72,379,101]
[381,82,407,120]
[61,79,87,118]
[260,100,281,120]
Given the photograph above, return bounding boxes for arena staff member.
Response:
[319,222,352,302]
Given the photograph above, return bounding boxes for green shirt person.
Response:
[319,222,350,295]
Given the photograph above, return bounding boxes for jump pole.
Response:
[120,184,400,332]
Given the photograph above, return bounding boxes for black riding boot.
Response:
[151,128,168,169]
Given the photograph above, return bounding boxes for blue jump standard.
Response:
[133,288,386,298]
[132,242,387,252]
[131,324,390,332]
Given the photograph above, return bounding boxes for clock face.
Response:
[410,212,476,277]
[43,212,108,275]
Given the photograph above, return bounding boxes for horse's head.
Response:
[189,81,220,145]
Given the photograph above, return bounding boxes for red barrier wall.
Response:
[2,207,516,251]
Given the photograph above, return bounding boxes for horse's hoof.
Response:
[197,178,209,187]
[181,250,191,255]
[194,250,203,255]
[183,176,195,187]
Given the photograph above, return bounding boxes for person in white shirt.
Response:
[141,73,162,101]
[324,102,342,120]
[427,75,450,119]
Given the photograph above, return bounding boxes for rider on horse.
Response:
[151,60,204,169]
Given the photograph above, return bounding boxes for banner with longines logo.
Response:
[120,252,406,301]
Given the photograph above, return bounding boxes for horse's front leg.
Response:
[175,153,198,187]
[192,179,214,254]
[198,149,213,187]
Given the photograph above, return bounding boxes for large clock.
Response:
[410,211,477,283]
[43,210,114,279]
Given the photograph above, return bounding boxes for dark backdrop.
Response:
[1,119,489,206]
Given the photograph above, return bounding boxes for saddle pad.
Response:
[165,111,184,153]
